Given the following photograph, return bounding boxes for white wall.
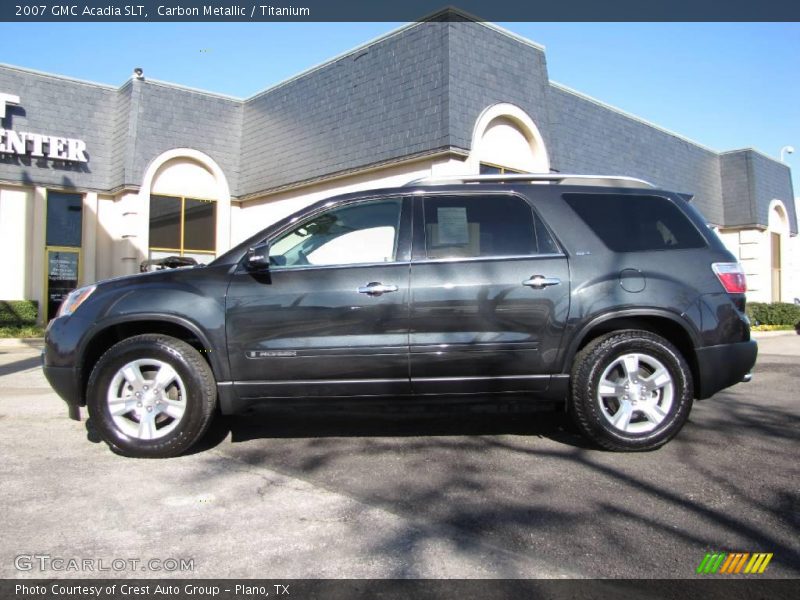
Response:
[114,190,144,276]
[0,185,32,300]
[95,194,117,282]
[718,224,798,304]
[150,158,218,198]
[782,198,800,303]
[474,117,545,172]
[786,231,800,303]
[718,228,769,302]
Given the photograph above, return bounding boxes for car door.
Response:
[409,192,570,394]
[225,196,412,400]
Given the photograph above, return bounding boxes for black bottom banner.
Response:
[3,579,799,600]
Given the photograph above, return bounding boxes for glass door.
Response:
[46,248,81,320]
[45,191,83,320]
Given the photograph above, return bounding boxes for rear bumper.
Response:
[41,354,82,420]
[695,339,757,399]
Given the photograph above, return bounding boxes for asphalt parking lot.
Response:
[1,334,798,579]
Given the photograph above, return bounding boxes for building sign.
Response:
[0,93,88,163]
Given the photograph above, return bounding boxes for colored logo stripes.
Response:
[696,552,773,574]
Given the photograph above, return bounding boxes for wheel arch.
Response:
[78,315,224,405]
[563,309,701,396]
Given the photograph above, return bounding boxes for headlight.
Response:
[56,285,97,318]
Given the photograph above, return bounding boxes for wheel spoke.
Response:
[154,363,179,389]
[640,403,667,425]
[108,397,134,416]
[137,411,157,440]
[621,355,640,381]
[599,378,624,396]
[160,398,185,420]
[643,367,671,392]
[122,364,146,389]
[612,403,633,431]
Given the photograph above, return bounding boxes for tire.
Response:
[569,329,693,451]
[86,334,216,458]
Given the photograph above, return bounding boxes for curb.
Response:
[751,330,799,339]
[0,338,45,349]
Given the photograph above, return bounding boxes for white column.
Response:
[30,187,47,323]
[116,191,145,276]
[82,192,98,285]
[0,185,32,300]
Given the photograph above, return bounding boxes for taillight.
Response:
[712,262,747,294]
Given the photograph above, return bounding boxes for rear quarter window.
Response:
[563,193,707,252]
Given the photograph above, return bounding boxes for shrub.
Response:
[0,300,39,326]
[746,302,800,327]
[0,325,45,338]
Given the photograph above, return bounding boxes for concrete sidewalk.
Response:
[0,338,44,349]
[753,331,800,356]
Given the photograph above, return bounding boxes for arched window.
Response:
[767,200,789,302]
[139,149,231,267]
[467,104,550,175]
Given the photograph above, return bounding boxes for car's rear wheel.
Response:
[87,334,216,458]
[569,329,693,451]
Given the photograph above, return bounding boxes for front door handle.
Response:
[522,275,561,289]
[358,282,399,296]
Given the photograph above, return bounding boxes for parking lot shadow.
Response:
[191,400,591,453]
[0,355,42,377]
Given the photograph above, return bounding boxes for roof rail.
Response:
[405,173,656,188]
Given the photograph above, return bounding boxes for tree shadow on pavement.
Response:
[182,389,800,579]
[192,400,591,453]
[0,355,42,377]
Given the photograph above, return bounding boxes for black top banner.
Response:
[3,0,800,22]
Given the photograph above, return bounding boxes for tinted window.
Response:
[149,195,182,249]
[269,198,402,268]
[563,193,706,252]
[422,195,557,259]
[184,199,216,251]
[46,191,82,247]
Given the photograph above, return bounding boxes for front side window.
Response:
[422,195,558,260]
[269,198,402,268]
[563,193,707,252]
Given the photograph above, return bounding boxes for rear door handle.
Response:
[358,282,399,296]
[522,275,561,289]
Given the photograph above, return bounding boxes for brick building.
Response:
[0,15,796,320]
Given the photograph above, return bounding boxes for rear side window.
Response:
[563,193,707,252]
[422,195,558,259]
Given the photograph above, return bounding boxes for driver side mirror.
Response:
[245,242,271,271]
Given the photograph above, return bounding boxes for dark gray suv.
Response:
[43,174,757,457]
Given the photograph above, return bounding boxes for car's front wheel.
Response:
[86,334,216,458]
[569,329,694,451]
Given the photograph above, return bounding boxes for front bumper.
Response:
[695,339,758,399]
[41,354,82,421]
[42,314,91,420]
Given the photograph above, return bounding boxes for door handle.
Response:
[358,282,399,296]
[522,275,561,289]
